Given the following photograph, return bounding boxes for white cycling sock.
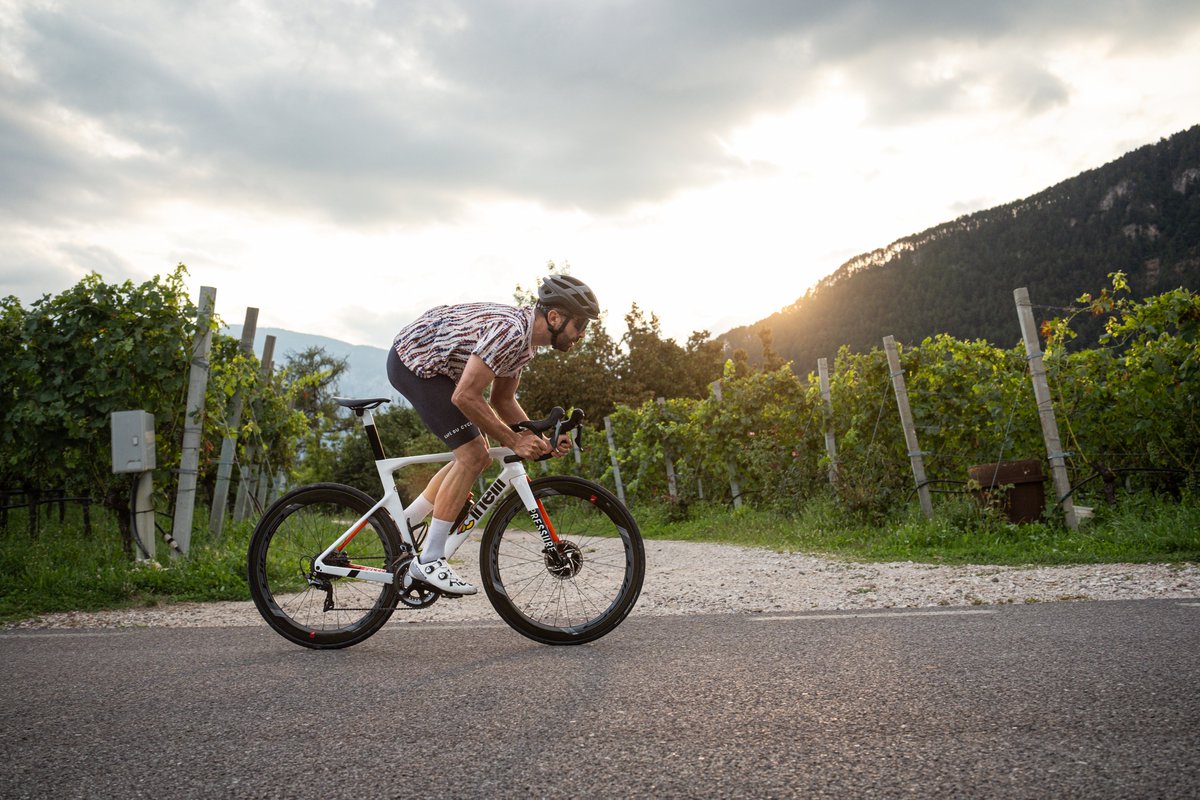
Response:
[419,517,454,564]
[405,493,435,529]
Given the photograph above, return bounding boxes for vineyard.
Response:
[2,271,1198,557]
[550,277,1199,524]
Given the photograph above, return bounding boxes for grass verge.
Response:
[1,492,1196,624]
[635,492,1200,565]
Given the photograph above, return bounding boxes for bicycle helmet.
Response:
[537,275,601,320]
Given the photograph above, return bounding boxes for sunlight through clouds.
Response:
[2,1,1199,346]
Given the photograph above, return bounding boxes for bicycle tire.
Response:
[480,476,644,645]
[247,483,404,649]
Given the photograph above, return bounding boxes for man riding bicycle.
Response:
[386,274,601,596]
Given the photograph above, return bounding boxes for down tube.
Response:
[441,462,529,560]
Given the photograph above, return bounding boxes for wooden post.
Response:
[209,307,258,538]
[233,463,253,523]
[1014,287,1079,530]
[603,416,627,506]
[234,335,275,523]
[171,285,216,556]
[883,336,933,518]
[710,380,743,508]
[133,471,156,562]
[28,489,39,537]
[657,397,679,501]
[254,465,270,514]
[271,469,286,504]
[818,358,839,486]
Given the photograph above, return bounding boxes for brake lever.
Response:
[543,409,587,459]
[510,406,586,461]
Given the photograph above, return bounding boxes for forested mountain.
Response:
[720,125,1200,371]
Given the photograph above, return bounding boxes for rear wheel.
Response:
[247,483,404,649]
[480,476,644,645]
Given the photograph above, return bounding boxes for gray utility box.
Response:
[111,410,156,473]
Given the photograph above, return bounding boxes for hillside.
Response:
[225,325,395,402]
[721,125,1200,371]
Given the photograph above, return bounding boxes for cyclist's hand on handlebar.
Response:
[550,433,573,458]
[508,407,585,460]
[510,430,552,460]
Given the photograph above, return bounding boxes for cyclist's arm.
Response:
[453,356,548,456]
[489,374,529,427]
[493,374,572,457]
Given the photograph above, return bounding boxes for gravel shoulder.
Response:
[6,540,1198,630]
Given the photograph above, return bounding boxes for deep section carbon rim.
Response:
[247,484,401,649]
[482,476,644,645]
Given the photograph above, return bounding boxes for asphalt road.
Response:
[1,599,1197,799]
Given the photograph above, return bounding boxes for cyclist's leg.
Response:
[422,436,489,561]
[387,349,488,593]
[387,348,474,532]
[404,463,447,527]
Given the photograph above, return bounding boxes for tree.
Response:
[517,322,623,423]
[620,305,723,403]
[281,346,349,426]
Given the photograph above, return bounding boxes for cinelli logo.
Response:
[456,478,508,533]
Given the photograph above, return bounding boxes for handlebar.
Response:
[508,407,587,461]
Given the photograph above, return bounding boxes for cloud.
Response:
[5,0,1199,235]
[3,0,1200,333]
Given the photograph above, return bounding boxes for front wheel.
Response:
[480,476,644,645]
[247,483,404,649]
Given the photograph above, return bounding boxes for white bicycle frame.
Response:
[310,407,557,585]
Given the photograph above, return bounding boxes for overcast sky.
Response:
[3,0,1199,347]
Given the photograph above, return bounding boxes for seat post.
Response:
[360,408,387,460]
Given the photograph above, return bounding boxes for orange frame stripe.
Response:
[337,518,369,551]
[535,497,562,544]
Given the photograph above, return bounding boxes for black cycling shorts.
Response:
[386,347,482,450]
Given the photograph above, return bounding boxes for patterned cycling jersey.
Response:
[392,303,536,382]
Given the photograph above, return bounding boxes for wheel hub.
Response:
[544,541,583,579]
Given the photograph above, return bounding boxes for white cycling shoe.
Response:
[407,557,478,596]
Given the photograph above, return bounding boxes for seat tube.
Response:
[361,408,387,461]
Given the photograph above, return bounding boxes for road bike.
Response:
[247,398,645,649]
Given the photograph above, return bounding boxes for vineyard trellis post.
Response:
[1014,287,1079,530]
[209,306,258,539]
[603,416,627,506]
[709,380,743,508]
[883,336,933,518]
[657,397,679,501]
[254,463,271,511]
[170,285,216,557]
[817,358,839,486]
[234,334,276,524]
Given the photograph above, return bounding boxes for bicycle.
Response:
[247,398,645,649]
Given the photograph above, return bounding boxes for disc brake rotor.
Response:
[544,540,583,579]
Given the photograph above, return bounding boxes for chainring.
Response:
[393,554,441,609]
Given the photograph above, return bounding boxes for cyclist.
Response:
[386,274,601,595]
